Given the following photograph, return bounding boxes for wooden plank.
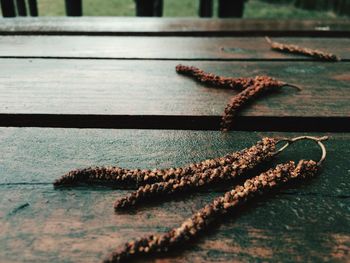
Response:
[199,0,213,17]
[0,0,16,17]
[64,0,82,16]
[28,0,38,16]
[0,129,348,194]
[15,0,26,16]
[218,0,245,18]
[0,17,349,37]
[1,36,350,60]
[135,0,156,16]
[135,0,163,17]
[0,128,349,262]
[0,59,349,130]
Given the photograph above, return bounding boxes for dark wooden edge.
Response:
[28,0,38,16]
[0,0,16,17]
[199,0,213,18]
[15,0,26,16]
[135,0,163,17]
[218,0,245,18]
[0,114,348,132]
[65,0,82,17]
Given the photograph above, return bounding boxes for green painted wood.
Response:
[0,128,349,195]
[0,128,349,262]
[0,17,349,37]
[0,36,349,60]
[0,59,349,118]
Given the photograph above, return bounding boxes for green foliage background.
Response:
[35,0,339,18]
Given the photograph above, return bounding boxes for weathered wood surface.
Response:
[0,15,349,263]
[0,17,349,37]
[0,128,349,263]
[0,59,349,130]
[1,36,349,60]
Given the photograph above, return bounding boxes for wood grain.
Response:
[0,17,349,37]
[0,128,349,262]
[0,59,349,130]
[0,36,349,60]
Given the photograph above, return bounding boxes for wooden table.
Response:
[0,18,349,262]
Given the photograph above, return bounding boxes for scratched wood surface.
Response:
[0,17,350,37]
[1,16,349,263]
[0,128,349,263]
[0,36,349,60]
[1,59,347,117]
[0,59,349,130]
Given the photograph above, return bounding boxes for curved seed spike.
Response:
[266,36,340,62]
[280,82,302,91]
[53,151,242,188]
[175,65,300,131]
[105,160,319,263]
[114,137,277,210]
[54,139,277,188]
[176,64,255,90]
[221,76,291,131]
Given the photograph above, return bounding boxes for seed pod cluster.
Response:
[104,160,319,263]
[176,64,255,90]
[54,139,271,188]
[221,75,289,131]
[266,37,340,61]
[176,64,299,131]
[114,137,277,209]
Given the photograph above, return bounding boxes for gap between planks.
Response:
[0,114,348,132]
[0,56,349,62]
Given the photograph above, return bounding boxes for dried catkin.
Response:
[266,37,340,61]
[104,160,319,263]
[54,140,263,188]
[114,137,277,209]
[221,76,295,131]
[175,64,300,131]
[176,64,255,90]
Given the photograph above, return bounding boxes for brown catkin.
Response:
[175,64,299,131]
[54,142,255,188]
[114,137,277,209]
[266,37,340,61]
[176,64,255,90]
[221,76,287,131]
[104,160,319,263]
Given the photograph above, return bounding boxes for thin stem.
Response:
[275,136,328,166]
[281,83,302,91]
[265,36,272,45]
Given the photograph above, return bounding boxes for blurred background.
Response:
[2,0,349,18]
